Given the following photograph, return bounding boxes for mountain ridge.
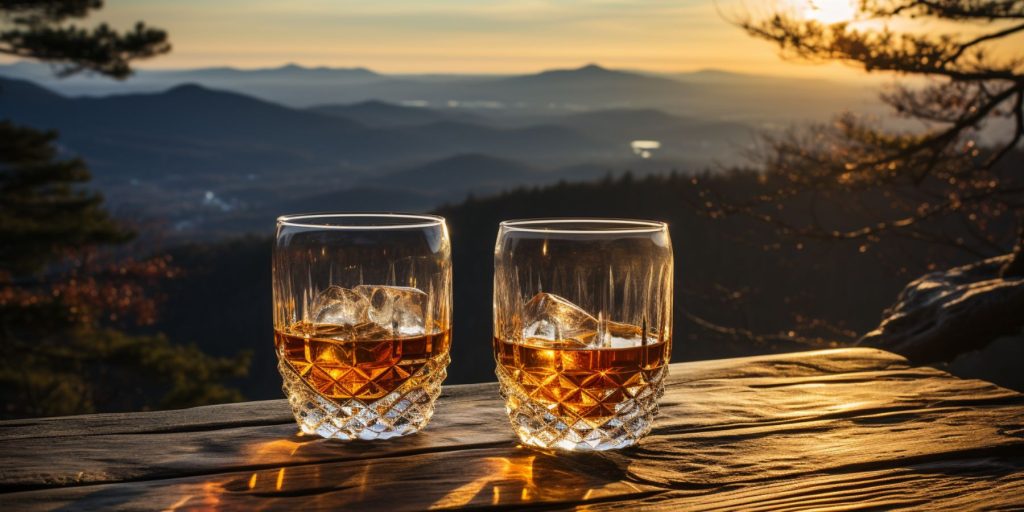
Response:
[0,75,610,184]
[0,61,875,122]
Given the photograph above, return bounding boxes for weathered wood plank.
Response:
[0,348,906,441]
[0,349,914,490]
[0,392,510,491]
[584,457,1024,511]
[1,348,1021,511]
[0,382,499,441]
[0,447,666,511]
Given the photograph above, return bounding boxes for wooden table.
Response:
[2,348,1022,510]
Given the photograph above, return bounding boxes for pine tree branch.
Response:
[0,22,170,79]
[0,0,100,23]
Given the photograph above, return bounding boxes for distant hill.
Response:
[0,62,390,103]
[451,64,690,109]
[240,64,702,111]
[0,61,381,81]
[0,61,877,122]
[0,63,878,239]
[167,63,381,82]
[0,77,369,181]
[0,76,607,177]
[0,75,745,229]
[0,75,65,106]
[500,64,679,88]
[402,64,873,122]
[145,64,389,106]
[309,100,483,127]
[0,76,617,237]
[362,153,538,196]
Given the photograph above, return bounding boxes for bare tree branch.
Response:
[943,22,1024,65]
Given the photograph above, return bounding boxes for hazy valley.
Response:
[1,63,879,239]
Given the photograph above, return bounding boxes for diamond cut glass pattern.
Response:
[493,219,673,451]
[494,338,669,450]
[278,346,449,440]
[273,213,452,441]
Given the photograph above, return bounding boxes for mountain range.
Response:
[0,77,614,173]
[0,62,881,238]
[0,62,878,119]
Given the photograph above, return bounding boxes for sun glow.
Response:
[802,0,858,23]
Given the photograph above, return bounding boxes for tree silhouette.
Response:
[0,0,169,78]
[0,121,131,274]
[693,0,1024,362]
[0,0,248,418]
[714,0,1023,259]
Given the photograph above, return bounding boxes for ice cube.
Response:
[311,286,370,326]
[310,323,355,340]
[354,285,428,336]
[351,321,393,340]
[602,320,646,348]
[311,321,392,341]
[521,292,597,346]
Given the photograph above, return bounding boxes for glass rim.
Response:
[276,212,446,230]
[499,217,668,235]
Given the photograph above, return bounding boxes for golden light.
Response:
[802,0,858,23]
[161,495,193,512]
[429,456,538,508]
[275,468,286,491]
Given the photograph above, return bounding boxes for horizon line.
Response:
[0,58,879,81]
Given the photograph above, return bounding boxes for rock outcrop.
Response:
[858,254,1024,362]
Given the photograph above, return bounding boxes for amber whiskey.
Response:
[276,321,451,400]
[493,336,669,420]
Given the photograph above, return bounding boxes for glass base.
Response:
[278,355,449,440]
[496,365,665,451]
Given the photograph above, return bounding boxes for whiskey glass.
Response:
[494,218,673,451]
[273,213,452,440]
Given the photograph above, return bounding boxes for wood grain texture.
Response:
[1,348,1021,511]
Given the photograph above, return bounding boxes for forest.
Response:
[141,158,1023,402]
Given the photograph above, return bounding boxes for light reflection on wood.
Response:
[247,437,308,461]
[429,456,532,508]
[3,349,1022,510]
[160,495,192,512]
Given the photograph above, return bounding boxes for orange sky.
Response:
[66,0,850,77]
[8,0,1019,79]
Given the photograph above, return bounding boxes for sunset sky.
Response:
[72,0,870,77]
[5,0,1017,79]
